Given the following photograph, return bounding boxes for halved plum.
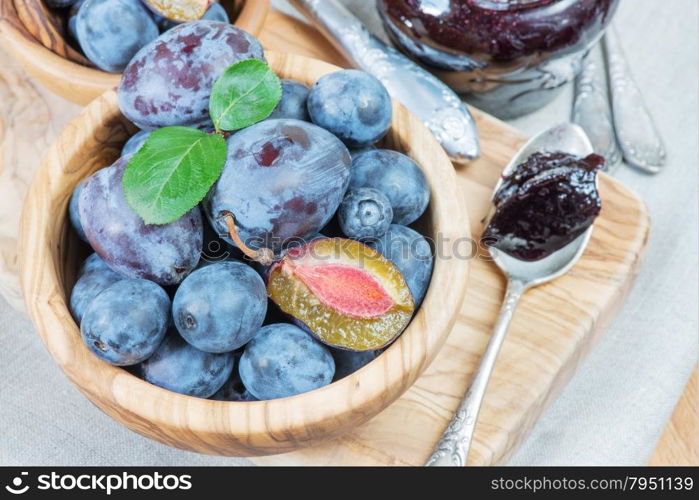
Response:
[267,238,414,351]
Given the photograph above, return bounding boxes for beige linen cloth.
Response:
[0,0,696,465]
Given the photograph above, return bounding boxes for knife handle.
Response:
[287,0,480,163]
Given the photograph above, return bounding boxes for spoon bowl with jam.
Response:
[427,123,601,466]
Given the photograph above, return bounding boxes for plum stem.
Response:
[219,211,274,266]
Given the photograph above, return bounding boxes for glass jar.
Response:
[378,0,620,118]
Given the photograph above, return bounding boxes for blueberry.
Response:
[80,279,170,365]
[70,253,123,322]
[140,333,234,398]
[307,70,392,147]
[68,180,87,241]
[269,80,310,121]
[239,324,335,400]
[331,348,381,380]
[367,225,433,306]
[350,149,430,225]
[121,130,152,156]
[173,261,267,353]
[338,188,393,240]
[76,0,159,73]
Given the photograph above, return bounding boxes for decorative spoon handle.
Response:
[426,279,526,466]
[572,45,622,172]
[604,26,666,174]
[287,0,480,163]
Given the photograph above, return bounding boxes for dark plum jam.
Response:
[379,0,618,66]
[378,0,619,118]
[483,151,604,261]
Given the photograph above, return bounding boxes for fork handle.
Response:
[426,279,526,466]
[604,25,666,173]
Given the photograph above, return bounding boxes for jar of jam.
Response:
[378,0,620,118]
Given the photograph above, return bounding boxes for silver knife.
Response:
[287,0,480,163]
[572,44,622,172]
[604,25,666,174]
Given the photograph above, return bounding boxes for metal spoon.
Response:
[572,45,622,172]
[426,123,596,466]
[603,25,666,174]
[287,0,480,163]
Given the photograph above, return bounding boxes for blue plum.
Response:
[118,21,264,129]
[77,251,113,276]
[67,0,85,40]
[239,324,335,400]
[350,149,430,225]
[46,0,79,7]
[173,261,267,353]
[140,332,234,398]
[80,279,170,365]
[121,129,152,156]
[75,0,159,73]
[211,370,258,401]
[211,351,258,401]
[367,225,433,306]
[331,348,381,381]
[269,80,310,121]
[70,253,123,323]
[338,188,393,240]
[307,69,392,147]
[68,180,87,241]
[199,217,245,265]
[79,156,203,285]
[207,119,350,253]
[349,144,376,158]
[202,2,229,22]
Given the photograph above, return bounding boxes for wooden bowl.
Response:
[0,0,269,105]
[18,51,470,456]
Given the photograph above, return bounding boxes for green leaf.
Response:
[122,126,227,225]
[209,59,282,132]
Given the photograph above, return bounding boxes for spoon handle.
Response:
[426,279,526,466]
[287,0,480,163]
[572,45,622,172]
[603,25,666,174]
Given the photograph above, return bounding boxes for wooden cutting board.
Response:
[252,10,651,466]
[0,8,649,465]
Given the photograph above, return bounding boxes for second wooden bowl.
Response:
[18,51,470,456]
[0,0,269,105]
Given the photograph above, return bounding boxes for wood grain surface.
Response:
[649,368,699,465]
[0,0,270,105]
[14,0,92,65]
[0,45,80,311]
[3,7,664,465]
